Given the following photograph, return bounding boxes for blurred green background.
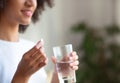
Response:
[71,22,120,83]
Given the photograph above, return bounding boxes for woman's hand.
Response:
[69,51,79,70]
[51,51,79,83]
[12,41,47,83]
[52,51,79,70]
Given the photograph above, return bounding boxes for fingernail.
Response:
[35,41,42,49]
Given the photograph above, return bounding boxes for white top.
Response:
[0,39,47,83]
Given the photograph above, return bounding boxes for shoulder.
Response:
[19,38,35,47]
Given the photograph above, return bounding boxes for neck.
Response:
[0,15,19,42]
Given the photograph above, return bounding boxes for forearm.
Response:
[51,71,59,83]
[51,67,59,83]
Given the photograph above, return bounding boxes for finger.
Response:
[35,41,43,49]
[51,56,56,64]
[36,56,45,63]
[31,51,42,62]
[69,54,78,61]
[70,51,77,56]
[37,52,47,63]
[27,48,46,67]
[31,55,47,70]
[32,61,47,72]
[36,58,48,70]
[26,53,42,69]
[73,55,78,60]
[31,48,47,63]
[72,66,79,70]
[31,44,46,59]
[39,48,46,57]
[26,41,42,57]
[70,61,79,66]
[69,55,78,62]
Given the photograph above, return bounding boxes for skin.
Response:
[12,41,48,83]
[0,0,79,83]
[51,52,79,83]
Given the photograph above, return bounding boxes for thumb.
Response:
[51,56,58,73]
[51,56,56,64]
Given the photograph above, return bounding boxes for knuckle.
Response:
[29,63,34,68]
[23,56,30,63]
[34,46,38,50]
[43,62,47,65]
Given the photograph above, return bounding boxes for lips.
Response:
[21,10,33,17]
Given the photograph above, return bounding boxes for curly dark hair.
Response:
[0,0,54,33]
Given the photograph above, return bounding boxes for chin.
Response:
[23,22,30,25]
[21,20,31,25]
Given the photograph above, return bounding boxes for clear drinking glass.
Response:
[53,44,76,83]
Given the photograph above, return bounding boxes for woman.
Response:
[0,0,79,83]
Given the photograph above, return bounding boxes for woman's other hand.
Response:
[52,51,79,70]
[12,40,47,83]
[51,51,79,83]
[69,51,79,70]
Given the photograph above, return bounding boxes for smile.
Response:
[21,10,33,17]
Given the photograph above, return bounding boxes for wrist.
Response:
[12,73,30,83]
